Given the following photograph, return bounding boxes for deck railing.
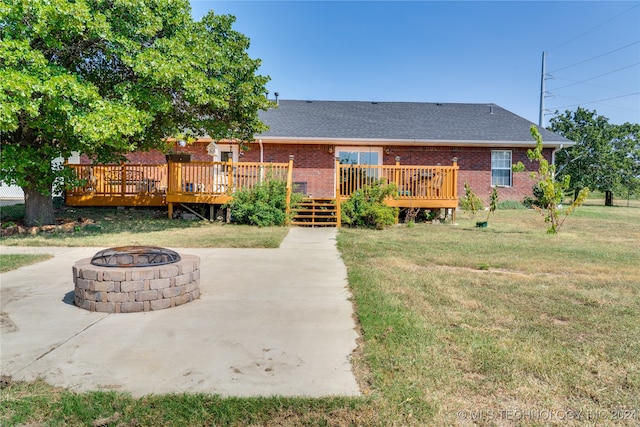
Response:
[336,158,459,201]
[67,163,169,196]
[67,160,291,197]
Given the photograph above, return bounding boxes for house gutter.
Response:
[255,136,571,149]
[258,139,264,163]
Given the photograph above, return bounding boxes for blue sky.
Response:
[190,1,640,126]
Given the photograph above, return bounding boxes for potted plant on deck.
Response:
[163,133,195,162]
[165,152,191,162]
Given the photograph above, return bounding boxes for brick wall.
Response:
[80,141,215,164]
[242,143,336,197]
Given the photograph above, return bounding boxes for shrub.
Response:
[341,180,398,229]
[227,179,302,227]
[527,182,547,208]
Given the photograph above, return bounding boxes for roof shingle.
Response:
[257,100,572,146]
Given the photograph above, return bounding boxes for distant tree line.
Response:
[549,107,640,205]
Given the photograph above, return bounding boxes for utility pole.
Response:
[539,51,546,127]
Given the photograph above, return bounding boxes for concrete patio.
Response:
[0,228,361,397]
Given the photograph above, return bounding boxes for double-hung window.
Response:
[491,150,512,187]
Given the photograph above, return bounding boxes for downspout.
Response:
[552,144,563,174]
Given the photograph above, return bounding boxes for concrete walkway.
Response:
[0,228,361,397]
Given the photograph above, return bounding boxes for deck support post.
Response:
[394,156,401,224]
[168,202,173,219]
[451,157,459,223]
[285,155,294,223]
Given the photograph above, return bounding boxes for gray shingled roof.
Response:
[257,100,572,146]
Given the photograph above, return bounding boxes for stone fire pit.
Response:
[73,246,200,313]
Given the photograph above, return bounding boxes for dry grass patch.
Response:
[339,206,640,425]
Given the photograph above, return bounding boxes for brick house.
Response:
[126,100,572,203]
[67,100,573,223]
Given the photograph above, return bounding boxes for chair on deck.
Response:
[428,170,445,197]
[81,167,97,192]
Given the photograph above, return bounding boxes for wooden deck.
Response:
[65,158,458,225]
[65,159,293,218]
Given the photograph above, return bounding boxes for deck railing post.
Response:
[167,159,174,218]
[452,157,459,222]
[176,162,183,193]
[226,158,233,195]
[452,157,458,199]
[167,160,173,193]
[120,162,126,197]
[394,156,401,193]
[285,155,294,223]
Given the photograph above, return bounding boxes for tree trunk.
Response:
[605,190,613,206]
[23,185,56,226]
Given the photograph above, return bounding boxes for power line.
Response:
[547,93,640,113]
[546,91,640,112]
[549,76,637,94]
[540,4,640,124]
[548,41,640,74]
[548,3,640,52]
[549,63,640,92]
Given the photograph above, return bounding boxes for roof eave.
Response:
[254,136,573,148]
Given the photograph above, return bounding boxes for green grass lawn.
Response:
[1,205,639,426]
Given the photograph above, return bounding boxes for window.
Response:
[220,151,233,162]
[209,143,238,162]
[491,150,512,187]
[337,148,382,179]
[338,151,379,166]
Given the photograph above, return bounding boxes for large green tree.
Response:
[611,122,640,200]
[549,107,640,205]
[0,0,271,226]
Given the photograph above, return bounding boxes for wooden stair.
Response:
[291,198,338,227]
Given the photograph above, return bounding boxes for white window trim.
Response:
[491,150,513,187]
